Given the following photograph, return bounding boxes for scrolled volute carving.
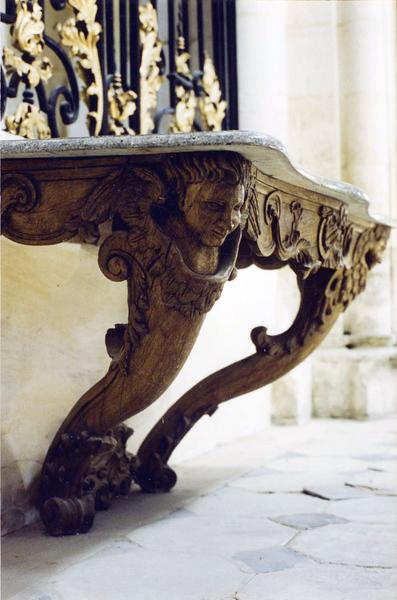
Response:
[262,191,317,276]
[245,166,261,242]
[40,424,136,536]
[246,220,390,362]
[1,173,39,239]
[98,232,134,282]
[1,173,38,216]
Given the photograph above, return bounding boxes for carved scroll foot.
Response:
[135,456,178,494]
[135,404,218,493]
[40,424,137,536]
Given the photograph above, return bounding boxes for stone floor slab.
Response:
[326,496,397,524]
[269,455,365,474]
[127,512,294,557]
[290,522,397,567]
[233,546,309,574]
[237,564,397,600]
[10,544,250,600]
[2,418,396,600]
[271,512,348,530]
[303,483,372,500]
[188,486,327,519]
[230,469,351,494]
[345,469,397,495]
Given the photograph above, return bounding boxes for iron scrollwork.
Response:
[1,0,53,138]
[1,0,238,138]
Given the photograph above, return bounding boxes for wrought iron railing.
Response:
[0,0,238,139]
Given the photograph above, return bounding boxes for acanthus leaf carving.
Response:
[318,204,352,269]
[40,424,136,536]
[160,257,223,319]
[250,221,390,360]
[5,101,52,140]
[169,27,227,134]
[135,217,390,494]
[321,223,390,316]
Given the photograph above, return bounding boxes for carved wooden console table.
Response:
[1,132,391,536]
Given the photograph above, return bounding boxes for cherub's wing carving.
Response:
[82,162,165,236]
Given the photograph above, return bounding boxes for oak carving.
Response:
[0,150,390,535]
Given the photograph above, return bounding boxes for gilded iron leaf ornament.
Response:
[5,102,51,139]
[199,53,227,131]
[108,74,137,136]
[139,1,165,134]
[169,37,227,133]
[57,0,103,135]
[2,0,228,138]
[170,36,197,133]
[2,0,52,139]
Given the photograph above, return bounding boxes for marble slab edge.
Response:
[1,130,394,227]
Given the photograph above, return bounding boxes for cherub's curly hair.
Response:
[164,152,252,210]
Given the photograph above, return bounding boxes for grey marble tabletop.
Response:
[1,130,393,226]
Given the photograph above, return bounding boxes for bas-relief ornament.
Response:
[321,223,390,317]
[2,0,52,139]
[244,185,319,277]
[318,204,353,269]
[264,192,311,262]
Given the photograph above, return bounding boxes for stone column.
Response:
[312,0,397,418]
[236,0,307,426]
[237,0,288,140]
[272,0,343,424]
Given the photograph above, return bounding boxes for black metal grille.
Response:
[1,0,238,138]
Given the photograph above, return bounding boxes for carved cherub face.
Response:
[181,181,244,247]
